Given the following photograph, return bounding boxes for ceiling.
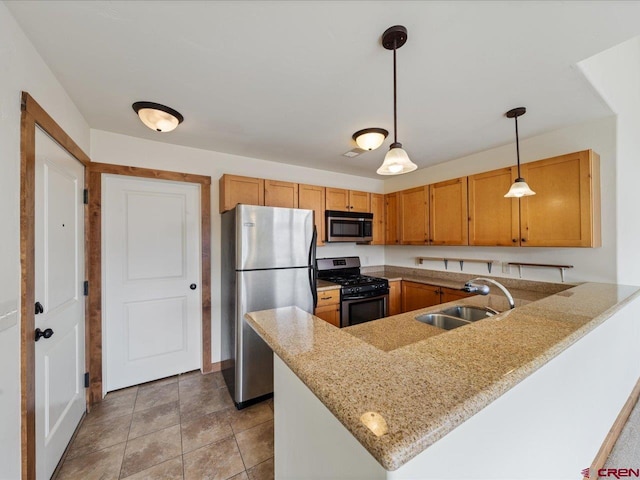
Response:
[7,1,640,178]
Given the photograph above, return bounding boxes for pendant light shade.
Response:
[132,101,184,132]
[504,107,535,198]
[377,25,417,176]
[353,128,388,151]
[504,178,536,198]
[377,142,417,175]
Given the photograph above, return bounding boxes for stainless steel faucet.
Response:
[462,277,516,309]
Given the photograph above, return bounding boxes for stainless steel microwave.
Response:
[325,210,373,243]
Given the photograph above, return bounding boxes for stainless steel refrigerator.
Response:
[221,204,317,408]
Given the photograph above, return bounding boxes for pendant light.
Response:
[504,107,536,198]
[376,26,417,175]
[353,128,388,151]
[132,101,184,132]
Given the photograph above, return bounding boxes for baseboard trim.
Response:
[584,377,640,480]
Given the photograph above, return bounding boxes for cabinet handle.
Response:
[512,238,517,243]
[521,238,527,243]
[320,296,332,300]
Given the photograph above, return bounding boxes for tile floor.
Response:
[53,371,274,480]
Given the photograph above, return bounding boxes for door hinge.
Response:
[83,281,89,296]
[84,372,90,388]
[83,189,89,205]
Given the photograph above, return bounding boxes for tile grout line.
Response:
[118,386,139,480]
[178,375,186,480]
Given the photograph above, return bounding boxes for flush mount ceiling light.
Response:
[504,107,536,198]
[353,128,388,151]
[132,101,184,133]
[377,25,417,176]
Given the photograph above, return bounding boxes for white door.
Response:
[34,127,86,480]
[103,175,202,392]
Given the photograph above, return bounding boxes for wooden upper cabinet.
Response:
[298,184,325,245]
[219,174,264,213]
[519,150,601,247]
[349,190,371,212]
[429,177,469,245]
[326,188,350,212]
[399,186,429,245]
[370,193,385,245]
[325,188,371,212]
[385,193,400,245]
[468,167,520,246]
[264,180,299,208]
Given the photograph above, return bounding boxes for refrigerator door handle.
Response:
[309,225,318,309]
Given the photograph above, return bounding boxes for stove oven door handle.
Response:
[308,225,318,309]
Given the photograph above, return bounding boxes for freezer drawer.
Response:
[234,267,313,404]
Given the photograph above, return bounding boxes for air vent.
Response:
[342,148,364,158]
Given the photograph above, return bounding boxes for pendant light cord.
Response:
[393,39,398,144]
[515,114,521,178]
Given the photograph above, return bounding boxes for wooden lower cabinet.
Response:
[401,281,441,313]
[388,280,402,316]
[440,287,475,304]
[315,288,341,327]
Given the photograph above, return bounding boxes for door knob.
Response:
[190,283,197,290]
[35,302,44,315]
[35,328,54,342]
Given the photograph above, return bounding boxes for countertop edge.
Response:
[246,284,640,471]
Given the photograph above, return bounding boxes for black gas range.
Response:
[316,257,389,327]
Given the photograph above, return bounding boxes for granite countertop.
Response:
[245,282,640,471]
[317,279,341,291]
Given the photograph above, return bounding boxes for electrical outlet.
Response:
[502,263,510,274]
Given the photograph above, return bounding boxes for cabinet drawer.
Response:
[316,289,340,307]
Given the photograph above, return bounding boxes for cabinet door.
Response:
[385,193,400,245]
[429,177,469,245]
[326,188,350,212]
[314,304,340,327]
[399,186,429,245]
[219,174,264,213]
[520,150,601,247]
[401,282,440,313]
[440,287,475,304]
[370,194,385,245]
[298,184,325,246]
[468,167,520,246]
[349,190,371,212]
[264,180,298,208]
[388,280,402,316]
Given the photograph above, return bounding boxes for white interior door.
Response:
[103,175,202,392]
[34,128,86,480]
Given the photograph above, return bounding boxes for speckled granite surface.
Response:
[317,279,341,292]
[245,282,640,471]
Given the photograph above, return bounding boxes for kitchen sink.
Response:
[415,313,471,330]
[438,305,498,322]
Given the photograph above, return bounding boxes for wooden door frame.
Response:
[20,92,92,480]
[86,163,212,404]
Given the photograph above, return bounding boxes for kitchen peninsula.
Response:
[246,282,640,479]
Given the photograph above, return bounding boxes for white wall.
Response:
[579,36,640,286]
[0,2,91,478]
[90,130,386,365]
[383,116,617,284]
